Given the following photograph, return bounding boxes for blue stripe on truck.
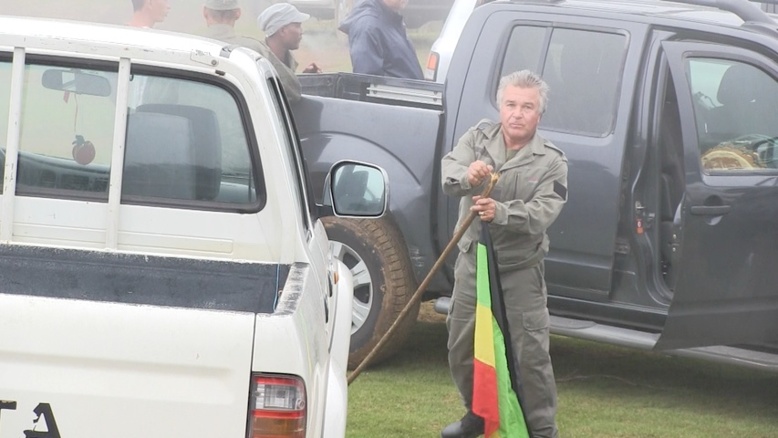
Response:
[0,244,289,314]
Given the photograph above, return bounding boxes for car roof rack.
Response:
[506,0,565,4]
[664,0,778,37]
[665,0,772,24]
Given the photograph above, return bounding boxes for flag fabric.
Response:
[472,223,529,437]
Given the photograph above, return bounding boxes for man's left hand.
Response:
[302,62,322,73]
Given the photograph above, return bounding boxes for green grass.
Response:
[347,318,778,437]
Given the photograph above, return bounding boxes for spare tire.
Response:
[322,216,419,369]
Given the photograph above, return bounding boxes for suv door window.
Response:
[501,26,627,136]
[500,25,546,76]
[687,58,778,174]
[540,28,627,137]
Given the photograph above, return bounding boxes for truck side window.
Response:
[501,26,546,77]
[14,64,116,198]
[539,28,627,137]
[0,60,10,193]
[7,63,259,207]
[124,74,259,206]
[687,58,778,174]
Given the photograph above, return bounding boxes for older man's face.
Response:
[500,84,542,146]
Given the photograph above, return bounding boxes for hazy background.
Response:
[0,0,444,73]
[0,0,269,33]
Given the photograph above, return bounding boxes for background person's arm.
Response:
[348,25,386,76]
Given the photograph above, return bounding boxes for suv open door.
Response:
[656,40,778,350]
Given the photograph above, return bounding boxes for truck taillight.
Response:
[425,52,440,82]
[426,52,439,71]
[248,374,307,438]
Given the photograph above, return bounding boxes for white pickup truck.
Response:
[0,15,387,438]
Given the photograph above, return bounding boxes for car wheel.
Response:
[322,216,419,369]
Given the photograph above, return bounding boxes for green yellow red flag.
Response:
[472,223,529,437]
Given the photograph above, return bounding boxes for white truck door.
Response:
[0,283,256,438]
[0,48,282,437]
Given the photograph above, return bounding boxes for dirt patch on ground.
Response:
[418,300,447,324]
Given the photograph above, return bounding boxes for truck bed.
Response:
[299,72,444,110]
[295,73,449,289]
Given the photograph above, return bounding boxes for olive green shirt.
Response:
[441,119,568,269]
[205,24,302,102]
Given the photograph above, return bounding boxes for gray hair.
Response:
[496,70,550,114]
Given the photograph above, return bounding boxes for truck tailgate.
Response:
[0,293,255,438]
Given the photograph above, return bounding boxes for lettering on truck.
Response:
[0,402,61,438]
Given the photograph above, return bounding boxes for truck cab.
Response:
[0,16,387,437]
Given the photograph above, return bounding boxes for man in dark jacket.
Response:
[338,0,424,79]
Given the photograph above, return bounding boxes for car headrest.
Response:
[717,64,763,106]
[136,104,222,201]
[123,112,198,200]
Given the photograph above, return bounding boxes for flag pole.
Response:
[347,173,500,385]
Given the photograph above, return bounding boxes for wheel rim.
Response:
[329,240,373,335]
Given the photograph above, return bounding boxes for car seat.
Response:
[124,105,222,201]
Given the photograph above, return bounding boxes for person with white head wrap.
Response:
[257,3,321,75]
[257,3,309,36]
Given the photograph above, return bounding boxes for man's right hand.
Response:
[467,160,493,186]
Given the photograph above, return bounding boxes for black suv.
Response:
[295,0,778,371]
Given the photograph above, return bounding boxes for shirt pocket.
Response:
[495,168,534,203]
[492,235,541,271]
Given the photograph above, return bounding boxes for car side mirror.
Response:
[322,161,388,217]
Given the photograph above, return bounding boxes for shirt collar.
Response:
[482,123,546,156]
[206,24,237,40]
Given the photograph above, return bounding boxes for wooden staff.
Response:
[348,172,499,385]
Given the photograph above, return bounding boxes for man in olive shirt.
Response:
[441,70,568,438]
[257,3,322,74]
[203,0,313,102]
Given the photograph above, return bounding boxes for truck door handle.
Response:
[690,205,731,215]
